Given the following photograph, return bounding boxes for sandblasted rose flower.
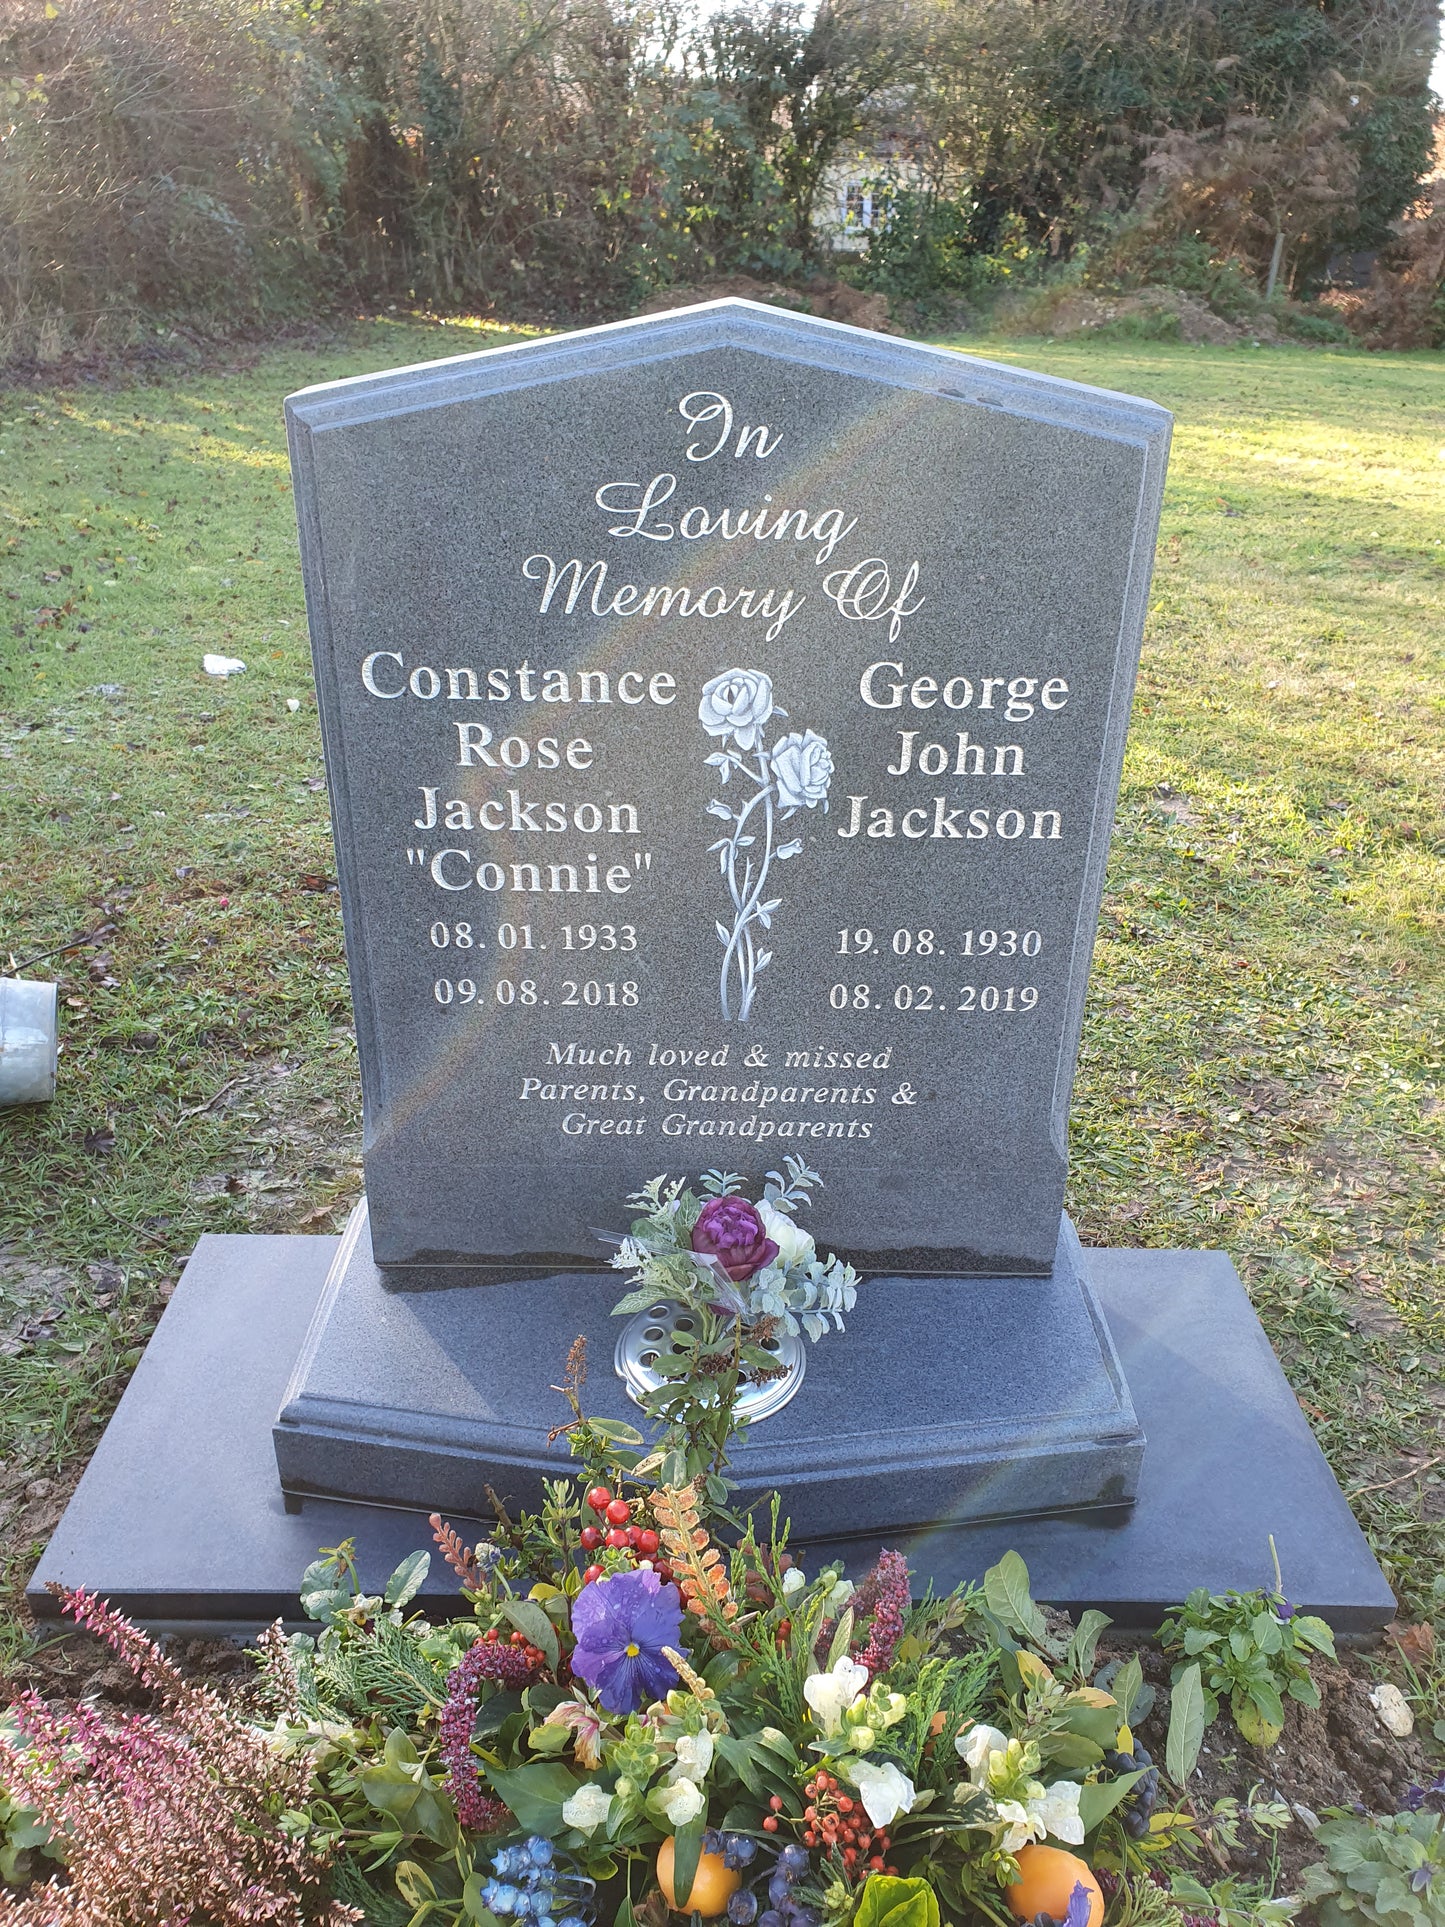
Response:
[771,729,833,811]
[698,669,775,752]
[691,1194,779,1282]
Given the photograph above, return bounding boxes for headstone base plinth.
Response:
[271,1202,1142,1540]
[29,1227,1393,1636]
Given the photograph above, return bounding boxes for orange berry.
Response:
[1006,1846,1105,1927]
[655,1839,739,1919]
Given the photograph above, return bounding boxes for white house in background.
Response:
[814,106,937,253]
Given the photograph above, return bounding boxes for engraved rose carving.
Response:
[697,668,775,752]
[701,671,833,1021]
[770,730,834,811]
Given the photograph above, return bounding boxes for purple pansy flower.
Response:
[570,1567,683,1715]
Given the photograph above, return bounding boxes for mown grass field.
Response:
[0,322,1441,1693]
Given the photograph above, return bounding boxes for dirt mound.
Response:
[1036,285,1279,345]
[634,273,896,334]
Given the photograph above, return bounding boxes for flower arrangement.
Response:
[263,1513,1172,1927]
[603,1161,858,1490]
[699,669,833,1021]
[216,1171,1209,1927]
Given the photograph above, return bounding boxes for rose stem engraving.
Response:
[699,669,833,1022]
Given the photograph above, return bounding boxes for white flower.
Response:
[561,1782,613,1834]
[849,1759,916,1829]
[656,1775,705,1827]
[770,729,834,810]
[823,1577,856,1615]
[1028,1779,1086,1846]
[758,1201,817,1272]
[956,1721,1009,1783]
[698,668,775,751]
[671,1730,714,1784]
[994,1797,1035,1853]
[781,1565,806,1597]
[803,1655,870,1736]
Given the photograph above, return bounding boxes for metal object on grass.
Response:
[0,978,59,1106]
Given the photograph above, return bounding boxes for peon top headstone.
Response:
[287,300,1170,1282]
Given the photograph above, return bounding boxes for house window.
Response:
[844,184,873,230]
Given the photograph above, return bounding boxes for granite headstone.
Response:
[286,299,1171,1284]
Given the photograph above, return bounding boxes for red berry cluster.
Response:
[796,1772,898,1877]
[578,1485,670,1587]
[476,1624,549,1669]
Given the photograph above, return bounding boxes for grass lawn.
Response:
[0,321,1441,1687]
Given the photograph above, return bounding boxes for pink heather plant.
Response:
[853,1549,911,1678]
[438,1634,546,1830]
[0,1586,355,1926]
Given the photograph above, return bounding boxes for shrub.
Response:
[1300,1807,1445,1927]
[0,1589,352,1926]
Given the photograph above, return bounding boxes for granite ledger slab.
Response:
[29,1233,1392,1635]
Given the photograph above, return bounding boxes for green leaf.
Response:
[854,1874,942,1927]
[1166,1662,1206,1784]
[1077,1768,1147,1833]
[485,1762,581,1836]
[612,1287,662,1316]
[826,1608,856,1670]
[1292,1614,1337,1657]
[1243,1675,1284,1730]
[1234,1697,1282,1748]
[1111,1655,1146,1726]
[501,1598,560,1672]
[588,1418,645,1445]
[1067,1609,1112,1678]
[1046,1731,1106,1771]
[384,1550,430,1609]
[396,1860,438,1905]
[670,1815,705,1909]
[1058,1695,1122,1749]
[1183,1625,1220,1655]
[983,1551,1047,1645]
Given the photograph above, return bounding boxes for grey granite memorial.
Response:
[29,301,1395,1631]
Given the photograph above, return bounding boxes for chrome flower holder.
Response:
[613,1298,807,1423]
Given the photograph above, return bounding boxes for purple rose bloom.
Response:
[570,1568,683,1715]
[691,1195,778,1283]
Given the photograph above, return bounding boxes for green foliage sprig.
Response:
[1158,1556,1335,1748]
[1300,1809,1445,1927]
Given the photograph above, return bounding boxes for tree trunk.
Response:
[1265,229,1285,300]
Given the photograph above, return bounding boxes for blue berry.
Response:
[724,1833,758,1868]
[729,1894,760,1924]
[777,1844,808,1875]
